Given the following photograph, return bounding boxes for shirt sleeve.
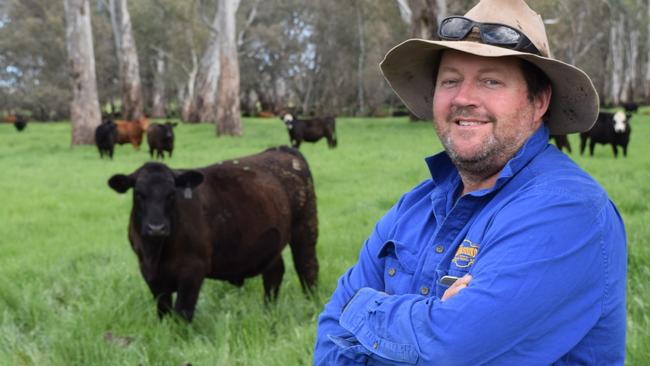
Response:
[331,190,623,365]
[313,196,404,365]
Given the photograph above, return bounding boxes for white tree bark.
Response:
[190,10,221,123]
[151,48,166,118]
[609,14,624,105]
[645,0,650,99]
[109,0,144,120]
[621,28,639,103]
[356,1,366,116]
[64,0,101,145]
[216,0,242,136]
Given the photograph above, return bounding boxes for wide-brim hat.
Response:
[380,0,599,135]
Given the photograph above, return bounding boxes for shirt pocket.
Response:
[378,240,418,295]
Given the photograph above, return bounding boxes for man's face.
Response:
[432,50,550,178]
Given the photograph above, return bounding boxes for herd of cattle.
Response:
[0,106,639,321]
[93,112,338,161]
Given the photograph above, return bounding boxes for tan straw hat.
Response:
[380,0,599,134]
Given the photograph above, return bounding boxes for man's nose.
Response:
[451,81,479,107]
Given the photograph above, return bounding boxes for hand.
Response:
[441,274,472,301]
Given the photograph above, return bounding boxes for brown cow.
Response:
[107,146,319,321]
[115,117,149,150]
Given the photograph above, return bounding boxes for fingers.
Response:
[441,274,473,302]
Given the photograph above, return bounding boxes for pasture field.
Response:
[0,116,649,365]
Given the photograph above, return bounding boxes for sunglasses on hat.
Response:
[438,16,542,56]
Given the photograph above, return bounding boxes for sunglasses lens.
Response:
[440,17,473,39]
[481,25,521,46]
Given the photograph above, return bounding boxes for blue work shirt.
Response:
[314,126,627,365]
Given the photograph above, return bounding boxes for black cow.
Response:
[550,134,572,153]
[147,121,177,159]
[94,117,118,159]
[622,102,639,114]
[580,111,631,158]
[107,146,319,321]
[14,114,27,132]
[281,113,337,148]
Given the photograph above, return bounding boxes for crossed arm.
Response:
[314,192,610,365]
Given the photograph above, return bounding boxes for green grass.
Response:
[0,116,648,365]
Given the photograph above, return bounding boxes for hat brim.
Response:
[380,39,599,135]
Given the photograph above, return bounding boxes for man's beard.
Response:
[435,107,530,183]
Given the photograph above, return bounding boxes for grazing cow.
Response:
[95,117,118,159]
[580,111,631,158]
[107,146,319,321]
[14,114,27,132]
[281,113,337,149]
[115,117,149,150]
[550,134,572,153]
[147,122,177,159]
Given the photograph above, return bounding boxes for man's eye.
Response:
[484,79,502,87]
[440,79,459,87]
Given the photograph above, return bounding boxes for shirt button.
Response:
[420,286,429,295]
[388,268,396,276]
[373,341,379,349]
[435,245,444,253]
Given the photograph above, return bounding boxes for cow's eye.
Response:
[135,192,145,200]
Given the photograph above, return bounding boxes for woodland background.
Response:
[2,0,650,141]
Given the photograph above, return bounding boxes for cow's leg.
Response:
[149,148,154,158]
[109,146,114,159]
[174,276,205,322]
[289,205,319,295]
[147,281,172,318]
[612,144,618,158]
[623,144,628,157]
[262,256,285,302]
[168,149,173,158]
[589,141,596,156]
[326,132,335,148]
[579,135,587,155]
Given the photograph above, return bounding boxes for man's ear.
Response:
[175,170,204,189]
[533,85,552,124]
[108,174,134,193]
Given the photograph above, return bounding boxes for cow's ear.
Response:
[175,170,204,189]
[108,174,134,193]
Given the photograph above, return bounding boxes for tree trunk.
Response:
[645,0,650,101]
[216,0,242,136]
[151,48,166,118]
[355,1,366,116]
[411,0,439,39]
[64,0,101,145]
[190,10,221,123]
[621,28,639,103]
[110,0,144,120]
[609,14,624,105]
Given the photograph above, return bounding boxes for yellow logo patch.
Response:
[452,239,480,268]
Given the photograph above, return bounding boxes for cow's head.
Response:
[281,113,294,130]
[108,162,203,238]
[163,121,178,139]
[613,111,628,133]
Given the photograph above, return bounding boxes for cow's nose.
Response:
[146,223,168,236]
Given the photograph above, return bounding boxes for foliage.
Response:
[0,115,649,364]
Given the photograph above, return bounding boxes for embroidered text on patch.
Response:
[452,239,480,268]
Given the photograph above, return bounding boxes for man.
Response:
[314,0,626,365]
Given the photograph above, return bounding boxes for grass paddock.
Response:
[0,116,648,365]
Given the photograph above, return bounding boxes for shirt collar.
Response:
[424,125,550,195]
